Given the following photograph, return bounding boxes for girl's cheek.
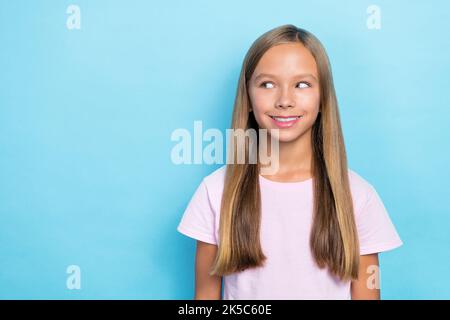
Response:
[294,91,320,110]
[252,91,276,110]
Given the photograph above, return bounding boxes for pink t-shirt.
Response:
[177,165,403,299]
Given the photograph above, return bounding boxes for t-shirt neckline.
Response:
[259,174,313,185]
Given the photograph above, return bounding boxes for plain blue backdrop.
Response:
[0,0,449,299]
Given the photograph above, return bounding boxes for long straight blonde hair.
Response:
[210,24,360,281]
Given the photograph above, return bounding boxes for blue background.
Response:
[1,0,449,299]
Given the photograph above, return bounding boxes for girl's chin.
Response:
[267,131,304,143]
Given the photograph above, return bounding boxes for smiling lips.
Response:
[269,115,303,128]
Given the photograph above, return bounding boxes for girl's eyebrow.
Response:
[253,73,317,82]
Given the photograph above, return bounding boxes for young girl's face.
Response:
[248,42,321,143]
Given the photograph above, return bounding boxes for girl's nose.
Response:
[275,86,296,109]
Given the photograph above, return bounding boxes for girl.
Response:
[177,24,403,300]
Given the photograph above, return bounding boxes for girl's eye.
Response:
[297,81,311,89]
[260,81,274,89]
[259,81,311,89]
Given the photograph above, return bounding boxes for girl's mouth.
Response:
[269,115,303,128]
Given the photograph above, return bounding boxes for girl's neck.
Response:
[260,129,313,181]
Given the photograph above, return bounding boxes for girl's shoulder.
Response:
[199,165,227,208]
[347,168,381,211]
[348,168,375,191]
[203,164,227,187]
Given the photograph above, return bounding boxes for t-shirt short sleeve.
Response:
[177,179,218,245]
[355,184,403,255]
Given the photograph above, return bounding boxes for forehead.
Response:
[253,42,318,78]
